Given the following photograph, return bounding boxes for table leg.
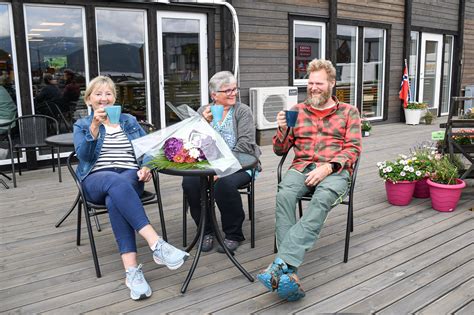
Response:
[55,192,80,227]
[208,176,254,282]
[181,176,208,293]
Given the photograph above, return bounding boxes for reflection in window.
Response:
[96,9,148,123]
[441,36,453,115]
[0,4,19,162]
[336,25,357,106]
[162,18,201,125]
[25,5,87,134]
[409,31,419,101]
[293,20,326,84]
[362,28,385,118]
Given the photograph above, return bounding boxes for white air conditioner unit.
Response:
[249,86,299,130]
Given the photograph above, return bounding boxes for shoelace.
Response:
[128,264,145,285]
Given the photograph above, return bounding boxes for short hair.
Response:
[64,69,75,76]
[307,59,336,82]
[43,73,54,84]
[209,71,236,94]
[84,76,116,104]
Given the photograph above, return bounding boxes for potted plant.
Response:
[410,143,437,198]
[427,155,466,212]
[377,154,424,206]
[405,102,427,125]
[423,110,435,125]
[361,119,372,137]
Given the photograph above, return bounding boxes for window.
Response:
[362,28,385,118]
[336,25,357,106]
[293,20,326,86]
[96,8,149,123]
[0,3,20,164]
[441,35,453,115]
[24,4,88,136]
[409,31,419,101]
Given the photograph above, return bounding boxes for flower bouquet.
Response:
[132,107,241,177]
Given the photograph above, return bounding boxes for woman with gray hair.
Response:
[182,71,261,253]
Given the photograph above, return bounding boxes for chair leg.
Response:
[10,150,16,188]
[343,204,352,263]
[84,205,102,278]
[298,200,303,218]
[93,209,102,232]
[56,147,62,182]
[77,201,82,246]
[16,151,21,176]
[250,181,255,248]
[183,192,188,247]
[51,147,56,173]
[273,234,277,254]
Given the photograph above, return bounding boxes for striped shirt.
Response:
[91,125,139,172]
[273,97,361,174]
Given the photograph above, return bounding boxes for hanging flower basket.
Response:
[385,180,417,206]
[427,178,466,212]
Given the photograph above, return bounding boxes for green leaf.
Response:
[148,154,210,170]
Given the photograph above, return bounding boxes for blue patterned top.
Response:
[211,107,236,149]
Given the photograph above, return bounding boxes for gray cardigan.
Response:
[198,102,262,160]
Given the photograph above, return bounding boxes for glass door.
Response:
[419,33,443,109]
[157,12,208,127]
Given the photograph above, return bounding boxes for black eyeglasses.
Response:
[216,87,240,96]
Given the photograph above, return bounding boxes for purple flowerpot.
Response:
[414,177,430,198]
[385,180,417,206]
[427,178,466,212]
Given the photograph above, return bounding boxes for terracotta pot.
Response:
[414,177,430,198]
[427,178,466,212]
[385,180,417,206]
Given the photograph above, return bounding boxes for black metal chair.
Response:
[275,149,360,263]
[181,168,257,248]
[7,114,61,188]
[37,101,72,132]
[66,151,167,278]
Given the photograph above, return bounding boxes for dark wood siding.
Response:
[412,0,459,32]
[338,0,405,123]
[461,1,474,88]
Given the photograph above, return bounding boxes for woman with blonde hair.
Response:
[73,76,188,300]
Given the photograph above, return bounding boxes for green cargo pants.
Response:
[275,166,350,268]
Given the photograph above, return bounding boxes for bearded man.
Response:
[257,58,362,301]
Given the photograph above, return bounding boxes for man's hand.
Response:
[276,110,288,129]
[304,163,332,187]
[137,166,152,182]
[202,106,213,123]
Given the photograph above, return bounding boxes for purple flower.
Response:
[163,137,183,161]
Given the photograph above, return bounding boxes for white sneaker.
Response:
[125,264,152,300]
[152,239,189,270]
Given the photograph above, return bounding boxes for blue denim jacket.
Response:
[73,113,151,181]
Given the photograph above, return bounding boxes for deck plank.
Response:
[1,118,473,314]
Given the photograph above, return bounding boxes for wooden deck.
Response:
[1,120,473,314]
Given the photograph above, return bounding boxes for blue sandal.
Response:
[277,273,305,302]
[256,257,288,291]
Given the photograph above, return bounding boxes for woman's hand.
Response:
[202,106,213,123]
[90,107,108,139]
[137,166,152,182]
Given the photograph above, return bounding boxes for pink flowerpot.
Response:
[427,178,466,212]
[385,180,417,206]
[414,177,430,198]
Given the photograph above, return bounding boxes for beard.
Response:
[307,87,332,108]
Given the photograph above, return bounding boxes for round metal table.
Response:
[155,151,258,293]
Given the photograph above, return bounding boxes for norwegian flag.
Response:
[399,61,411,108]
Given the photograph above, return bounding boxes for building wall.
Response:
[412,0,459,31]
[461,0,474,89]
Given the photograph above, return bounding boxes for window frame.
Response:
[290,16,327,87]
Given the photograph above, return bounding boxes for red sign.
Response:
[298,45,312,57]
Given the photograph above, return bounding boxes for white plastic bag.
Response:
[132,108,241,177]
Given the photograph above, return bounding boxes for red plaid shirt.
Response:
[273,97,362,174]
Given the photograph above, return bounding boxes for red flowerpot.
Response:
[414,177,430,198]
[385,180,417,206]
[427,178,466,212]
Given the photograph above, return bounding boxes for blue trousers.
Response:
[182,171,251,241]
[82,168,149,254]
